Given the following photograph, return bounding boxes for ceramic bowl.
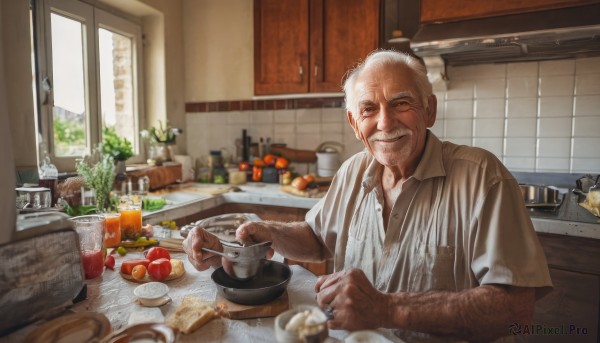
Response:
[133,282,170,307]
[274,305,328,343]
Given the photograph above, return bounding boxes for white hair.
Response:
[343,50,433,119]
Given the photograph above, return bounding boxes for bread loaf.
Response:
[166,296,216,334]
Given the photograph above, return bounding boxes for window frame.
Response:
[33,0,145,172]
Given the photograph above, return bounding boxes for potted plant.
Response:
[141,120,182,163]
[76,151,115,213]
[101,127,133,177]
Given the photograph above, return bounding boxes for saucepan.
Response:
[202,241,272,280]
[212,260,292,305]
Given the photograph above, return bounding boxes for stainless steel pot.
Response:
[211,260,292,305]
[519,184,562,207]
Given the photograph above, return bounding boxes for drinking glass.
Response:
[70,215,105,280]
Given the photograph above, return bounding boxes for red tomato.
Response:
[148,258,172,281]
[120,258,150,275]
[146,247,171,261]
[131,265,147,280]
[238,161,251,171]
[274,157,289,169]
[104,255,115,270]
[263,154,278,166]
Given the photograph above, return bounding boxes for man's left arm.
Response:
[316,268,535,342]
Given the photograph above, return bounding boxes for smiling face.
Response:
[347,62,437,173]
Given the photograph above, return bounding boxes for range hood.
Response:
[404,4,600,66]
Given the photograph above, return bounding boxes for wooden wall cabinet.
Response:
[420,0,600,23]
[254,0,380,95]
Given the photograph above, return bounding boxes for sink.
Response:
[160,192,208,204]
[519,184,563,208]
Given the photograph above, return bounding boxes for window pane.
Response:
[99,28,137,151]
[50,13,87,157]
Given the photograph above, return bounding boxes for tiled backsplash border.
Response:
[185,97,345,113]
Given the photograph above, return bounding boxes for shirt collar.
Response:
[361,130,446,191]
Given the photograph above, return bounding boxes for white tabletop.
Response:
[1,251,402,343]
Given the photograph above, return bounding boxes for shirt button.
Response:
[377,207,382,212]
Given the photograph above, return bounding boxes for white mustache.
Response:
[368,130,411,142]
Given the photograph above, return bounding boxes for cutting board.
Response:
[216,291,289,320]
[280,185,328,198]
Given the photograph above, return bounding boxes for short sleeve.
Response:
[471,178,553,298]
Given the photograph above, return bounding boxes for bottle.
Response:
[38,148,58,206]
[208,150,224,183]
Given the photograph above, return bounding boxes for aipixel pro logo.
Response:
[509,322,589,336]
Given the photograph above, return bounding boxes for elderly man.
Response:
[184,50,552,342]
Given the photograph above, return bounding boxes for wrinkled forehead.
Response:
[353,63,418,102]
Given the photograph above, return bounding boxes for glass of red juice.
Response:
[69,215,105,279]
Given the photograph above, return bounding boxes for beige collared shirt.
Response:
[306,131,552,295]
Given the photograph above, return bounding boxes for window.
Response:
[33,0,144,171]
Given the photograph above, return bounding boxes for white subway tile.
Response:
[504,157,536,172]
[473,118,505,137]
[250,111,273,124]
[507,62,538,77]
[325,133,344,145]
[456,64,506,79]
[576,57,600,74]
[321,122,343,135]
[536,158,570,172]
[506,98,537,118]
[538,96,573,117]
[473,138,503,157]
[272,134,296,148]
[539,59,575,76]
[430,120,444,138]
[226,111,249,125]
[446,80,474,100]
[445,119,473,138]
[445,99,474,119]
[571,158,600,173]
[506,118,537,137]
[574,95,600,117]
[322,108,346,123]
[539,75,575,97]
[575,74,600,95]
[573,116,600,137]
[297,123,320,134]
[507,77,538,98]
[206,112,227,125]
[296,109,322,123]
[538,117,572,138]
[274,123,295,135]
[537,138,571,158]
[273,109,296,123]
[474,99,505,118]
[475,79,506,98]
[249,125,274,143]
[572,138,600,158]
[505,138,536,157]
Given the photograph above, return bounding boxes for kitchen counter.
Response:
[143,182,600,240]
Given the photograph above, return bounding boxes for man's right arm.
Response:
[236,221,327,262]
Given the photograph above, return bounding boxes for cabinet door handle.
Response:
[314,65,319,77]
[299,65,303,76]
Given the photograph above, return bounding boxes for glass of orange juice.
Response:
[119,198,142,241]
[103,212,121,247]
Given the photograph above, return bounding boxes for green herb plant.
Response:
[76,152,115,213]
[101,127,133,161]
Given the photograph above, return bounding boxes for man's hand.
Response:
[182,226,223,271]
[236,222,275,259]
[315,268,388,331]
